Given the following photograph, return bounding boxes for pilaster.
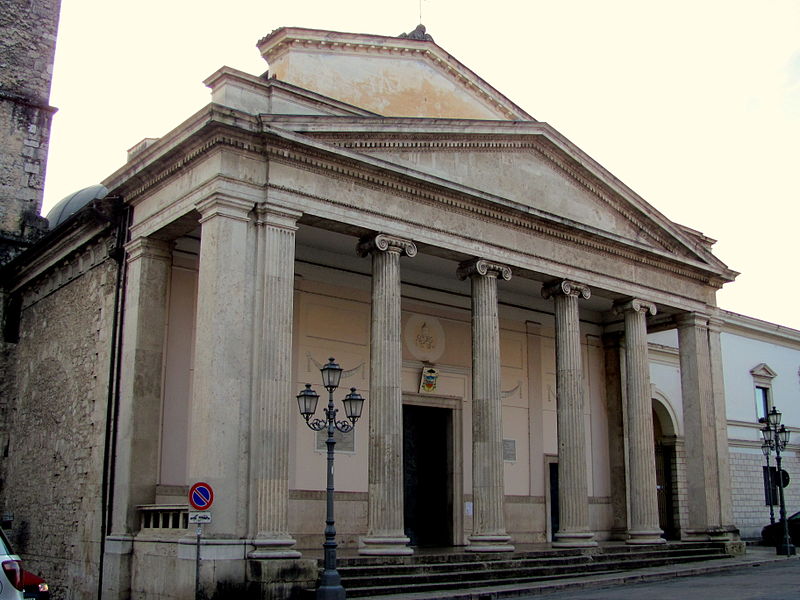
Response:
[707,315,736,536]
[249,204,302,558]
[602,332,628,540]
[459,258,514,552]
[542,280,596,548]
[677,312,735,541]
[357,233,416,556]
[112,237,172,534]
[107,237,171,600]
[616,299,664,545]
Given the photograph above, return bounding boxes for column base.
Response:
[552,531,598,548]
[248,536,301,559]
[247,558,318,599]
[626,529,666,545]
[466,534,515,552]
[358,535,413,556]
[682,527,738,543]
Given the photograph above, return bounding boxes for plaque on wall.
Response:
[503,439,517,462]
[315,428,355,452]
[405,314,446,362]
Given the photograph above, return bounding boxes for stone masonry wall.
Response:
[0,0,61,263]
[730,447,800,540]
[1,235,118,599]
[0,0,61,100]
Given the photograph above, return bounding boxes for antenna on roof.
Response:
[419,0,423,23]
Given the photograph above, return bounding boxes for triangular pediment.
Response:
[262,115,733,275]
[750,363,778,380]
[257,27,533,121]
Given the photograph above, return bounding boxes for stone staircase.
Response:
[307,542,732,598]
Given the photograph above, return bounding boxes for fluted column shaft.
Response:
[358,234,416,556]
[543,280,596,547]
[249,204,301,558]
[618,299,664,545]
[190,195,255,537]
[459,259,514,552]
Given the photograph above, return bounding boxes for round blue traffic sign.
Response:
[189,482,214,510]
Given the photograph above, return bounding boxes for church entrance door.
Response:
[403,404,453,547]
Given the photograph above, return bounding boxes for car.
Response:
[0,528,23,599]
[761,510,800,546]
[20,570,48,600]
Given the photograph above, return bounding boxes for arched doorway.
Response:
[652,396,678,540]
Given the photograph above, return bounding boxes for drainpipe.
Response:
[98,203,131,599]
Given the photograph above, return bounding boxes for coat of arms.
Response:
[419,366,439,393]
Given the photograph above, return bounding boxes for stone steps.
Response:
[306,543,732,598]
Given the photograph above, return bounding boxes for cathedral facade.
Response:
[2,23,796,599]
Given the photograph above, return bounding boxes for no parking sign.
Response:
[189,482,214,511]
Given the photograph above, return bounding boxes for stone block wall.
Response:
[730,447,800,540]
[1,235,118,599]
[0,0,61,263]
[672,440,689,536]
[0,0,61,100]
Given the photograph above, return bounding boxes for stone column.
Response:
[357,233,416,556]
[249,204,302,558]
[459,259,514,552]
[542,280,596,548]
[188,195,255,538]
[677,312,735,540]
[616,299,664,545]
[105,237,171,598]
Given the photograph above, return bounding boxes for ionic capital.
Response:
[541,279,590,300]
[196,194,254,224]
[456,258,512,281]
[357,233,417,258]
[614,298,657,317]
[124,237,172,264]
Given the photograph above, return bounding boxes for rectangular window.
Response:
[755,386,771,421]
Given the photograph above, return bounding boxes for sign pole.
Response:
[188,482,214,600]
[195,523,202,600]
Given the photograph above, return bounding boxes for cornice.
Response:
[18,234,116,310]
[6,205,118,295]
[721,309,800,348]
[111,126,264,205]
[103,104,263,202]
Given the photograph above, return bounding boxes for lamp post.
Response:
[760,406,796,556]
[761,440,776,525]
[296,358,365,600]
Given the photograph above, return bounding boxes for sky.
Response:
[42,1,800,329]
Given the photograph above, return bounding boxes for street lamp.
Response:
[759,406,796,556]
[296,358,365,600]
[761,440,776,525]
